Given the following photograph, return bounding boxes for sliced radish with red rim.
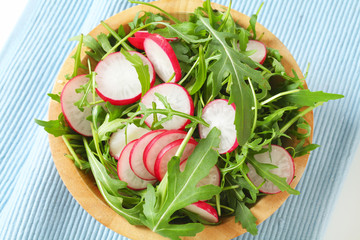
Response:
[129,129,166,180]
[247,145,295,194]
[129,31,178,50]
[184,201,219,223]
[180,161,220,187]
[199,99,238,154]
[143,130,192,176]
[109,123,150,159]
[95,51,155,105]
[61,75,94,136]
[128,37,146,50]
[140,83,194,130]
[117,140,157,190]
[144,34,181,82]
[246,40,267,64]
[155,138,198,181]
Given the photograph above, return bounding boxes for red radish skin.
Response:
[247,145,295,194]
[134,31,178,41]
[109,123,150,159]
[128,37,145,50]
[184,201,219,223]
[199,99,238,154]
[140,83,194,130]
[155,138,198,181]
[143,130,193,176]
[117,140,157,190]
[95,51,155,105]
[144,34,182,82]
[246,40,267,64]
[180,161,221,187]
[61,74,94,136]
[129,31,178,50]
[129,129,166,180]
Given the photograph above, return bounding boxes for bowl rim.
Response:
[48,0,313,239]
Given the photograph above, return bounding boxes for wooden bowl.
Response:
[48,0,313,239]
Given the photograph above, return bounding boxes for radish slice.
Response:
[109,123,150,159]
[199,99,238,154]
[134,31,178,41]
[155,138,198,181]
[128,37,146,50]
[144,130,192,176]
[117,140,157,190]
[184,201,219,223]
[129,32,178,50]
[247,145,295,194]
[140,83,194,130]
[144,34,181,82]
[61,74,94,136]
[95,51,155,105]
[180,161,220,187]
[129,129,166,180]
[246,40,267,64]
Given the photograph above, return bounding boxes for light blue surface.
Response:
[0,0,359,239]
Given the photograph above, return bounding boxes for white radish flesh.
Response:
[109,123,150,159]
[129,130,166,180]
[95,51,155,105]
[61,75,94,136]
[247,145,295,194]
[155,138,198,181]
[184,201,219,223]
[246,40,267,64]
[199,99,238,154]
[144,34,181,82]
[180,161,221,187]
[117,140,157,190]
[144,130,191,176]
[140,83,194,130]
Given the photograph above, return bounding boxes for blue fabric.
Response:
[0,0,359,239]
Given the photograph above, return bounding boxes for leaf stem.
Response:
[128,0,182,24]
[62,135,86,170]
[260,89,301,106]
[174,126,196,158]
[279,103,320,134]
[101,21,134,51]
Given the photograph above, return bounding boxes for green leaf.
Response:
[97,33,114,53]
[247,155,300,195]
[235,202,258,235]
[70,34,106,62]
[283,89,344,107]
[141,128,221,239]
[84,137,143,225]
[188,44,207,95]
[121,48,150,96]
[47,93,61,103]
[198,16,269,145]
[35,113,72,137]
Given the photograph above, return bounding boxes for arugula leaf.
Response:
[84,137,143,225]
[66,34,86,80]
[283,89,344,107]
[198,16,268,145]
[188,44,207,95]
[247,155,300,195]
[121,48,150,96]
[140,128,221,239]
[47,92,61,103]
[35,113,73,137]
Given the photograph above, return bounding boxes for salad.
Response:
[36,0,343,239]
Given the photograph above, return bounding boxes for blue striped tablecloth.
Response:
[0,0,359,239]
